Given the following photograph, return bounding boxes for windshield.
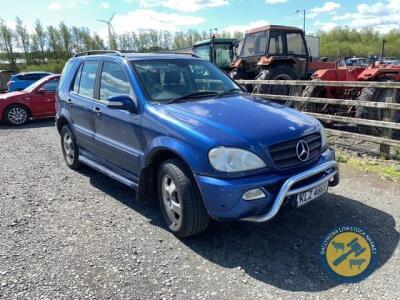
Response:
[133,59,241,103]
[23,75,53,92]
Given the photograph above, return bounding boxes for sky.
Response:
[0,0,399,41]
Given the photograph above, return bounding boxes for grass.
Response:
[335,149,400,181]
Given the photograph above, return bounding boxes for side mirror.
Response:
[106,95,136,113]
[37,88,46,94]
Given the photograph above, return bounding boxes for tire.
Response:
[4,104,30,126]
[253,65,298,107]
[300,81,327,113]
[356,85,400,136]
[157,158,210,238]
[60,125,81,169]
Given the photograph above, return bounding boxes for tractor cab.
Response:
[231,25,310,81]
[193,38,237,71]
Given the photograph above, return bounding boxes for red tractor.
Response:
[301,58,400,135]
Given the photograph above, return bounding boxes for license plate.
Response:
[296,181,328,207]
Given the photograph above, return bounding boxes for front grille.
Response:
[269,133,321,170]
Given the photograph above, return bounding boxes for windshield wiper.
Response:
[216,88,244,97]
[167,91,219,104]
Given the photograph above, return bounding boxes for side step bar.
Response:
[79,156,138,190]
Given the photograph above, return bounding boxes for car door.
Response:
[29,78,59,117]
[92,60,142,178]
[68,60,99,154]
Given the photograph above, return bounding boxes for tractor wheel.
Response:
[253,65,297,107]
[300,81,327,113]
[356,85,400,136]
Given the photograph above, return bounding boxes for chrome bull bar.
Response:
[241,160,339,223]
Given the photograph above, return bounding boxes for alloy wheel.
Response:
[161,174,182,229]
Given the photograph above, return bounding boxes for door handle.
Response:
[93,107,101,114]
[66,99,72,105]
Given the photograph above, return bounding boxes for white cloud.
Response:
[265,0,287,3]
[224,20,270,34]
[99,9,205,40]
[99,2,109,9]
[331,0,400,33]
[310,2,340,14]
[137,0,230,12]
[48,2,63,10]
[314,20,337,32]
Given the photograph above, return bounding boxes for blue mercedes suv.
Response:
[56,50,339,237]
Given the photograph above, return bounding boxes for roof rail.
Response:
[156,52,200,58]
[73,50,123,57]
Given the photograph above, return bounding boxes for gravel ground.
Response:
[0,119,399,300]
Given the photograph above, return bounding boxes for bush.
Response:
[20,59,67,74]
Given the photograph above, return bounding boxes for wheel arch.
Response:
[3,103,32,119]
[137,144,199,202]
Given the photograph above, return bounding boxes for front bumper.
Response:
[195,147,339,221]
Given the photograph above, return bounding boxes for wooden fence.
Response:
[235,79,400,157]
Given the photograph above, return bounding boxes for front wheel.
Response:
[157,159,210,238]
[4,105,30,126]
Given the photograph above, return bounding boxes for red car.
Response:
[0,74,60,125]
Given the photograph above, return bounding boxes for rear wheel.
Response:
[157,159,210,238]
[356,85,400,136]
[60,125,81,169]
[253,65,297,107]
[4,105,30,126]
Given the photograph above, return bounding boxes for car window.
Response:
[76,61,99,98]
[286,33,306,55]
[99,62,131,101]
[42,79,59,92]
[268,33,284,55]
[72,63,83,93]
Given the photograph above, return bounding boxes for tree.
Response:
[33,20,46,62]
[15,17,30,64]
[0,18,16,67]
[47,25,61,58]
[59,22,72,57]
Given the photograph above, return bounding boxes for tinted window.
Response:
[77,61,99,98]
[268,34,284,55]
[99,62,131,101]
[42,79,59,92]
[72,63,83,93]
[286,33,306,55]
[21,74,43,81]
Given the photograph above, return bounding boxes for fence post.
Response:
[379,89,397,158]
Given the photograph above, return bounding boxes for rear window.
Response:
[20,73,46,81]
[72,61,99,98]
[286,33,306,55]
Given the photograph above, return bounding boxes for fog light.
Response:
[242,189,266,201]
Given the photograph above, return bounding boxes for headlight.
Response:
[320,123,328,151]
[208,147,266,172]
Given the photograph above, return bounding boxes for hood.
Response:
[0,91,28,100]
[157,94,320,149]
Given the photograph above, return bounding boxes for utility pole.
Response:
[295,9,306,33]
[381,39,386,58]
